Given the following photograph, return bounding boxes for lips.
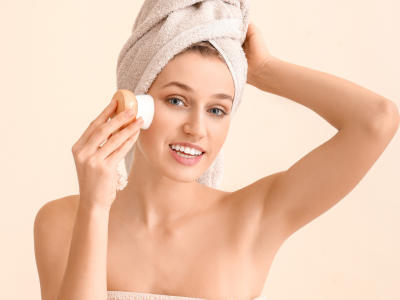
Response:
[168,145,204,166]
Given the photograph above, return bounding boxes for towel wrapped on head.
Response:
[117,0,251,188]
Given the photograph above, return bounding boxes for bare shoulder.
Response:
[34,194,80,300]
[34,194,80,233]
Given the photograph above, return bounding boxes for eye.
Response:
[166,97,228,118]
[167,98,185,106]
[208,107,227,118]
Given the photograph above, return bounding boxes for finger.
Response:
[74,100,117,151]
[99,132,113,148]
[95,117,144,161]
[105,129,140,168]
[84,109,138,156]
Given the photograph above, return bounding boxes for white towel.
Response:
[116,0,250,188]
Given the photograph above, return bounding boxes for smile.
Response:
[169,145,204,166]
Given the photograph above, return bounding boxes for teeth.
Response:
[176,151,197,159]
[170,144,203,156]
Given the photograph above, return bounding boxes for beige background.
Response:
[1,0,399,299]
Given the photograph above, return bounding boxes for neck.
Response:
[111,147,206,230]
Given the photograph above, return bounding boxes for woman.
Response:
[34,16,399,300]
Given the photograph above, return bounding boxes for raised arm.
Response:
[242,22,400,242]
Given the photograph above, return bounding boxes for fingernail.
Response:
[125,109,135,117]
[135,117,144,124]
[108,99,115,107]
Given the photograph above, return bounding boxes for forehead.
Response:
[152,52,235,96]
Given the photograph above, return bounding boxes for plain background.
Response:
[1,0,399,299]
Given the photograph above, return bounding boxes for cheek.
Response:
[137,101,174,150]
[211,121,230,150]
[151,100,176,128]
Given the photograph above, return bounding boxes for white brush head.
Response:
[135,94,154,129]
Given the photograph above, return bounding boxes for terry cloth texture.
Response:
[116,0,250,188]
[107,290,267,300]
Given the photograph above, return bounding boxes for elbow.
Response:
[365,99,400,138]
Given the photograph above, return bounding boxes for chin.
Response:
[156,159,207,183]
[160,167,204,184]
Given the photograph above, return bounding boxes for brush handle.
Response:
[110,89,138,137]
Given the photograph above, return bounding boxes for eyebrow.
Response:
[162,81,233,102]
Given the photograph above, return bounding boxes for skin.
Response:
[34,21,400,300]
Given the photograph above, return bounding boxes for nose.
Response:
[182,107,207,139]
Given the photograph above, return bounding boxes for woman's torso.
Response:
[61,178,282,300]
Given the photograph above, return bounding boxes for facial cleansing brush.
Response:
[110,89,154,136]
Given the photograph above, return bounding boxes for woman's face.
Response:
[135,52,235,183]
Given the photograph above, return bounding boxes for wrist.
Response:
[78,200,111,214]
[249,56,281,94]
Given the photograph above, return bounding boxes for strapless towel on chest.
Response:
[107,291,267,300]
